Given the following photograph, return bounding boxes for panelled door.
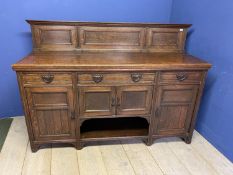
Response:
[26,87,76,141]
[116,85,153,115]
[79,86,115,117]
[79,85,153,117]
[154,85,199,135]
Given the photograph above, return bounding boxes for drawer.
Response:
[78,73,155,85]
[22,73,72,86]
[159,71,202,84]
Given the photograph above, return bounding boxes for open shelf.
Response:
[80,117,149,140]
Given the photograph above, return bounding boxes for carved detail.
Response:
[92,74,103,83]
[176,72,188,81]
[111,97,116,107]
[131,73,143,82]
[41,74,54,84]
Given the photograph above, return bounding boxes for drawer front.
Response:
[23,73,72,86]
[160,71,202,84]
[78,73,155,85]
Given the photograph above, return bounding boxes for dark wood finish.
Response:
[153,85,198,136]
[12,53,211,71]
[27,20,191,52]
[32,25,78,51]
[116,85,153,115]
[147,28,187,52]
[12,20,211,152]
[79,27,145,51]
[25,87,76,141]
[79,86,115,117]
[80,117,148,140]
[78,73,155,85]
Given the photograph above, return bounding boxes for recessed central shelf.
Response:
[80,117,149,140]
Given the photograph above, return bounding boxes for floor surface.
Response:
[0,117,232,175]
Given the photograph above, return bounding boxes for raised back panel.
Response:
[32,25,78,51]
[28,20,190,52]
[79,27,145,50]
[147,28,186,52]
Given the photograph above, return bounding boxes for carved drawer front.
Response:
[154,85,198,136]
[146,28,186,52]
[159,71,202,84]
[23,73,72,86]
[32,25,78,51]
[79,27,145,50]
[26,87,76,141]
[78,73,155,85]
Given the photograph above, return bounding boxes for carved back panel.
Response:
[28,20,191,53]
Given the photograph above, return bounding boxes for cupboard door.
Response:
[26,87,75,141]
[155,85,198,135]
[116,86,153,115]
[79,86,115,117]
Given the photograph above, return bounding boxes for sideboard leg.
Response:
[76,142,84,150]
[182,135,192,144]
[146,137,154,146]
[31,143,39,153]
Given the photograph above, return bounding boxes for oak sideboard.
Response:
[12,20,211,152]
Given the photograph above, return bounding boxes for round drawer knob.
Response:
[41,74,54,84]
[131,73,142,82]
[92,74,103,83]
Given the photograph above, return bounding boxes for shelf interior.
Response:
[80,117,149,139]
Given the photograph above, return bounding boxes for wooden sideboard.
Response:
[12,20,211,152]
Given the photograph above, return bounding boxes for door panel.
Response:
[155,85,198,135]
[117,86,153,115]
[79,86,115,117]
[32,92,68,106]
[33,109,71,136]
[26,87,75,140]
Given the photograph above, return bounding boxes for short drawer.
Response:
[159,71,202,83]
[22,73,72,86]
[78,73,155,85]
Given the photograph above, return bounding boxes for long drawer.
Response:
[78,73,156,85]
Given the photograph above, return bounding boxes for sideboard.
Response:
[12,20,211,152]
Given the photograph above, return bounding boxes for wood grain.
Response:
[51,146,79,175]
[21,144,51,175]
[1,117,233,175]
[0,117,28,175]
[12,20,211,152]
[77,144,108,175]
